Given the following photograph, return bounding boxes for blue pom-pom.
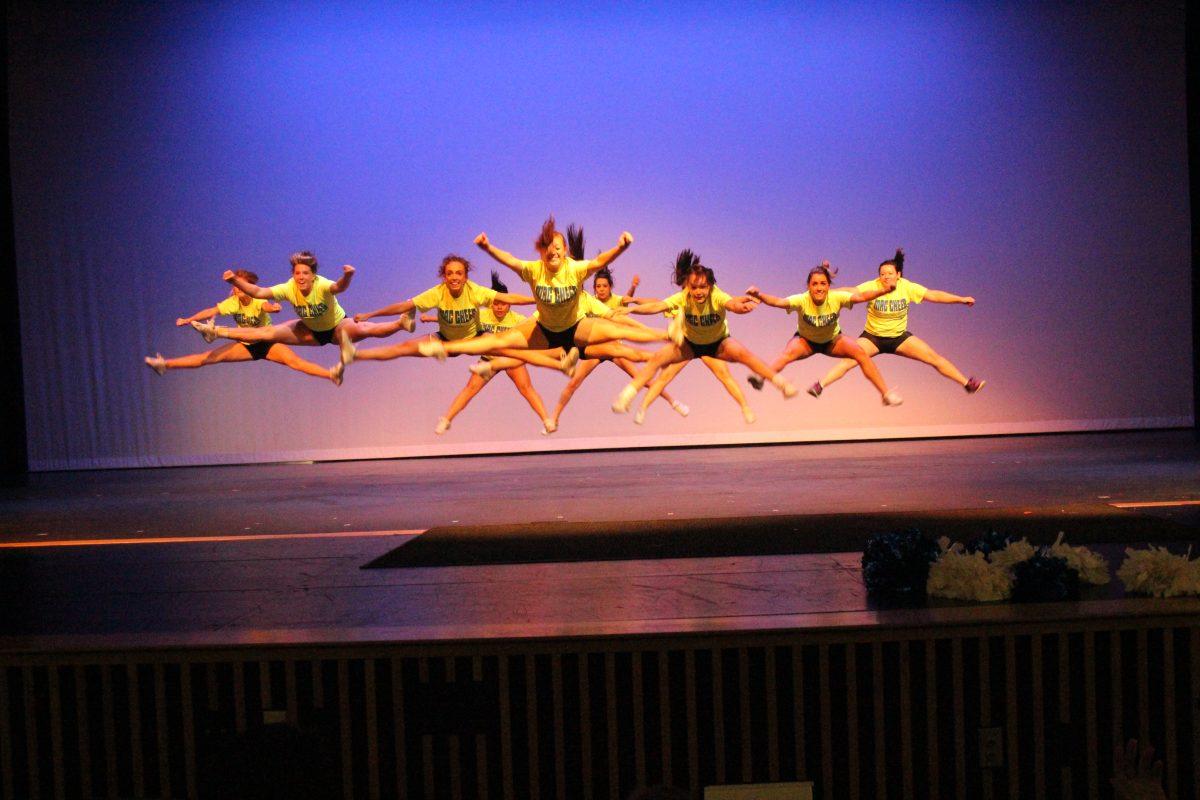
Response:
[1010,552,1080,602]
[966,529,1014,557]
[861,529,940,598]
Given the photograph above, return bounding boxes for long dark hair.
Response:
[566,223,585,261]
[490,270,508,293]
[672,249,716,288]
[879,248,905,276]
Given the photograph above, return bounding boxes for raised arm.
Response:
[624,299,671,316]
[924,289,975,306]
[845,274,897,305]
[329,264,355,295]
[474,232,526,273]
[744,286,790,309]
[724,295,760,314]
[222,270,274,300]
[584,231,634,278]
[623,274,641,300]
[354,297,416,322]
[175,306,220,326]
[495,292,536,306]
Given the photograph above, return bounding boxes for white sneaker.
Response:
[329,361,344,386]
[418,338,448,362]
[339,334,356,366]
[883,389,904,406]
[191,319,217,343]
[144,353,166,376]
[634,408,646,425]
[742,406,757,424]
[434,417,451,435]
[671,401,689,417]
[469,361,495,382]
[667,315,685,347]
[612,384,637,413]
[541,418,557,436]
[772,376,798,398]
[399,312,415,333]
[559,347,580,377]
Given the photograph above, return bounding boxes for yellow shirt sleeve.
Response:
[903,279,927,303]
[464,281,498,309]
[411,285,444,313]
[269,281,294,303]
[215,296,240,316]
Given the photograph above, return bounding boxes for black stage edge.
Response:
[364,505,1200,569]
[0,12,28,487]
[1190,0,1200,442]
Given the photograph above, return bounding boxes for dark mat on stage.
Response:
[363,504,1200,569]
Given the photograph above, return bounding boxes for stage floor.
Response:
[2,430,1198,651]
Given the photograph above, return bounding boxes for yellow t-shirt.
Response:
[579,291,614,319]
[600,293,624,309]
[269,276,346,332]
[786,289,854,344]
[664,286,732,346]
[856,278,927,338]
[478,307,527,334]
[215,296,271,328]
[411,280,498,340]
[517,258,591,332]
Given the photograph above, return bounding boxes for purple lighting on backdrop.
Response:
[6,1,1191,468]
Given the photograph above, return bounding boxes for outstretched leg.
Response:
[894,335,976,388]
[716,338,797,398]
[439,374,490,433]
[817,337,878,392]
[828,336,901,404]
[503,364,555,433]
[153,341,250,371]
[701,355,757,423]
[551,359,602,425]
[636,360,693,422]
[265,344,338,382]
[612,343,686,413]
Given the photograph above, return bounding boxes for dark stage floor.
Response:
[2,430,1198,650]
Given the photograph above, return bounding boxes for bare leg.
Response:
[493,348,566,370]
[503,364,553,431]
[265,344,337,381]
[612,343,686,412]
[437,319,542,356]
[827,336,898,402]
[354,337,427,361]
[442,374,489,426]
[576,316,670,346]
[613,358,682,409]
[818,337,878,391]
[894,335,969,386]
[551,359,602,425]
[637,360,692,419]
[160,342,251,369]
[201,319,318,346]
[701,355,757,422]
[715,338,796,397]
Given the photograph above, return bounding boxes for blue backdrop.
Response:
[8,1,1192,468]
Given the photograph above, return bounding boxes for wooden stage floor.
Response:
[2,430,1198,651]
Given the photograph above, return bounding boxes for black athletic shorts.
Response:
[537,321,580,352]
[438,330,475,357]
[311,327,337,346]
[793,332,837,355]
[686,336,727,359]
[243,341,275,361]
[860,330,912,354]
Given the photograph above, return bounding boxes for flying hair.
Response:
[438,254,471,276]
[879,247,905,276]
[566,224,586,261]
[593,266,614,288]
[672,249,717,288]
[234,269,259,284]
[289,251,318,273]
[535,215,560,252]
[490,270,508,294]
